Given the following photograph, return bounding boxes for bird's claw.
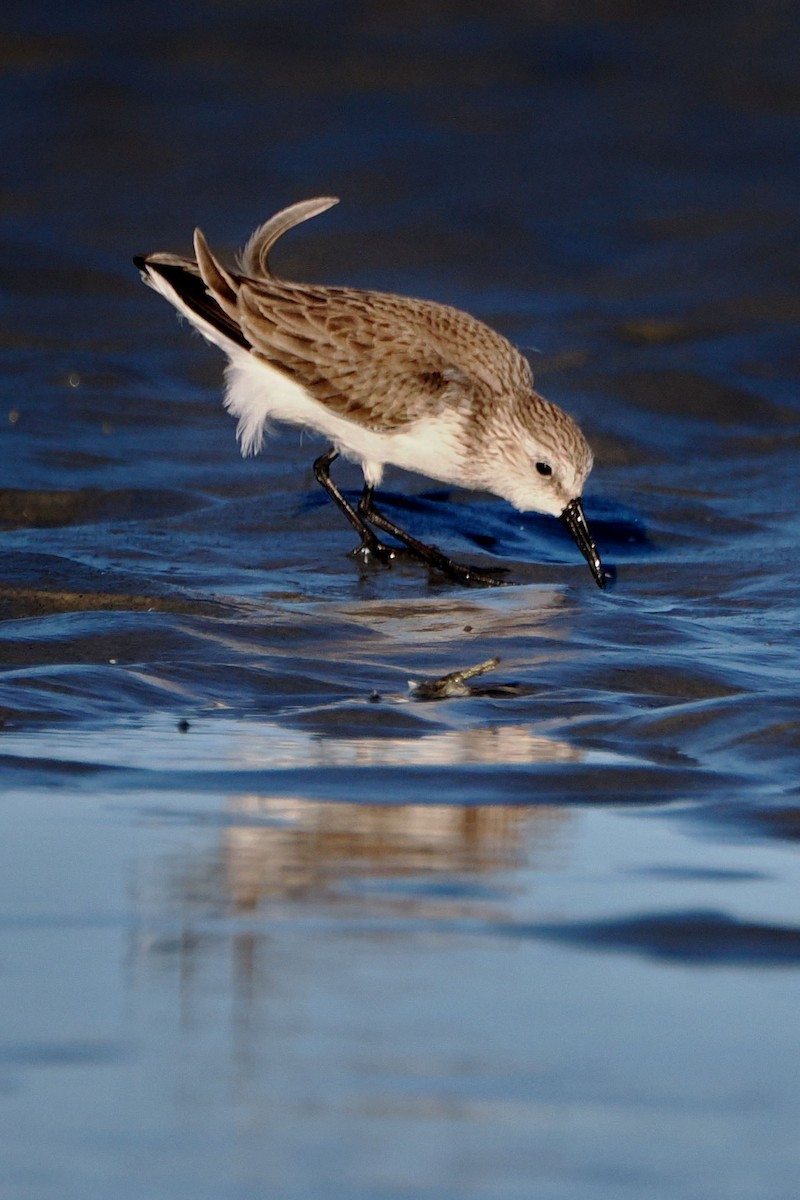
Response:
[442,564,512,588]
[351,539,397,565]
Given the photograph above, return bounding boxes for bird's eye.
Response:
[535,461,552,477]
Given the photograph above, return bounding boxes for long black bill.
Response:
[560,497,606,589]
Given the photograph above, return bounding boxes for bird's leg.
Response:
[312,449,395,562]
[357,486,509,588]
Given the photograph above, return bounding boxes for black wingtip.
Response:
[132,255,251,350]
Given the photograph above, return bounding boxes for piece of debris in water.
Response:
[408,656,501,701]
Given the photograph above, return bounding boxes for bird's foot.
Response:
[350,531,510,587]
[420,550,511,588]
[438,561,512,588]
[350,535,397,565]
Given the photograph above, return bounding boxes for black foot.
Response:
[312,460,513,588]
[433,559,511,588]
[350,534,397,565]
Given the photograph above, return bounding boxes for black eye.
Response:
[535,461,552,477]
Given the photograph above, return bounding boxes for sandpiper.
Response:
[134,198,606,588]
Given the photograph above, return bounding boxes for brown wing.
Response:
[237,280,530,432]
[191,224,532,432]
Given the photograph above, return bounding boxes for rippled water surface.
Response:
[2,3,800,1197]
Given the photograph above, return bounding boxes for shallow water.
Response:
[2,2,800,1197]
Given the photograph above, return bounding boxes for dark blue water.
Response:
[2,3,800,1197]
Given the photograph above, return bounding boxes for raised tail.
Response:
[238,196,338,280]
[134,196,339,349]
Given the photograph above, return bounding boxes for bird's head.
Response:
[488,391,607,588]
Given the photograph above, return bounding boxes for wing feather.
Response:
[141,201,532,435]
[237,282,477,431]
[238,197,339,280]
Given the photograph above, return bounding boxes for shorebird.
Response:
[134,197,606,588]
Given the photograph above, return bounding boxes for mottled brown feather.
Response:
[221,278,529,433]
[136,197,603,589]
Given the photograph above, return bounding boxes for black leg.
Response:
[357,485,509,588]
[313,449,395,562]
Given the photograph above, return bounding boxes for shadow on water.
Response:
[511,910,800,967]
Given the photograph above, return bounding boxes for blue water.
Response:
[2,2,800,1197]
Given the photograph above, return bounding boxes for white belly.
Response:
[223,352,468,489]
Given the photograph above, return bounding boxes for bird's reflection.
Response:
[221,794,569,912]
[220,719,582,771]
[131,720,584,999]
[138,718,581,924]
[207,722,584,914]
